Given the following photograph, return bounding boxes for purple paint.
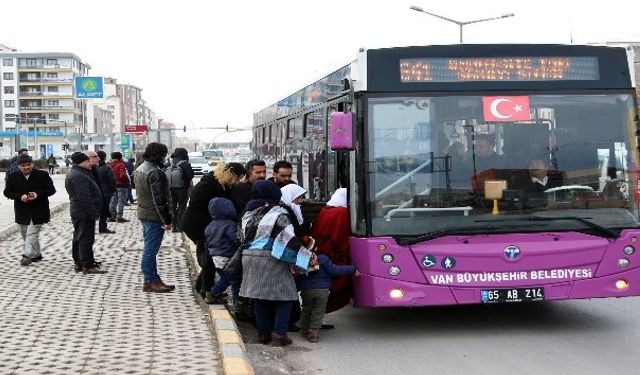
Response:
[350,230,640,307]
[328,112,354,151]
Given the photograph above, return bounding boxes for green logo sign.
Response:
[81,79,98,92]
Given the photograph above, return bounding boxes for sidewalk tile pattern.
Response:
[0,206,221,374]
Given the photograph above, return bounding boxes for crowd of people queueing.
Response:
[3,143,358,345]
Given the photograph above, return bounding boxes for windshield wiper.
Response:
[528,216,619,238]
[395,224,548,245]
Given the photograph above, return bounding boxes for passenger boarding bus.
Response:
[253,44,640,307]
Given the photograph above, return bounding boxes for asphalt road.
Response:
[245,297,640,375]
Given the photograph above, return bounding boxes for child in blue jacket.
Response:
[205,197,241,304]
[296,253,357,342]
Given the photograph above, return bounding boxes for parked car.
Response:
[189,156,210,175]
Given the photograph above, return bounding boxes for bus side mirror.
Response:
[329,112,355,151]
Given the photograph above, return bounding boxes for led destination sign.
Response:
[399,56,599,82]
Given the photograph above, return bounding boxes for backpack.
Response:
[166,160,186,189]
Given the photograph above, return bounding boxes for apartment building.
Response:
[0,51,91,158]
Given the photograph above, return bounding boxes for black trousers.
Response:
[72,217,96,267]
[99,194,112,231]
[170,188,189,231]
[195,240,216,294]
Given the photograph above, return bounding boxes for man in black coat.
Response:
[85,150,115,234]
[3,154,56,266]
[65,152,107,274]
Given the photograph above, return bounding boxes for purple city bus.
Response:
[253,44,640,307]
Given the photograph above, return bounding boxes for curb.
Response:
[184,238,254,375]
[0,202,70,239]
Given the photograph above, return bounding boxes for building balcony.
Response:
[18,64,74,72]
[19,105,76,113]
[18,78,74,84]
[19,92,74,99]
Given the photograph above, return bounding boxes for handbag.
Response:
[223,245,243,279]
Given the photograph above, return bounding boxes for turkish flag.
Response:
[482,96,531,122]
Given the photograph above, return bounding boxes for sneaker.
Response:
[116,218,130,223]
[99,229,115,234]
[74,264,83,273]
[107,217,117,222]
[31,255,43,262]
[20,256,32,266]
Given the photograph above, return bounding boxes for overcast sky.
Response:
[1,0,638,141]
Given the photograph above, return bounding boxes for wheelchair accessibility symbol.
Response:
[422,255,436,268]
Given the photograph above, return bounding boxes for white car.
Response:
[189,156,210,175]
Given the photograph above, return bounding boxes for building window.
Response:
[4,86,15,94]
[47,100,59,106]
[49,114,59,120]
[2,58,13,66]
[26,59,36,66]
[46,59,57,65]
[47,86,58,92]
[46,72,57,79]
[4,100,15,107]
[3,72,14,80]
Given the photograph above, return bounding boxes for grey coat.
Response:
[134,161,172,224]
[239,251,298,301]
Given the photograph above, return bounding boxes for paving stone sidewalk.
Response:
[0,206,222,375]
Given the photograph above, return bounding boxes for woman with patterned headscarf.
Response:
[239,180,316,346]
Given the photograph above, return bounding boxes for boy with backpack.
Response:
[165,148,194,232]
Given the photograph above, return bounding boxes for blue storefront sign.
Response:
[0,131,64,137]
[75,77,104,99]
[120,135,132,148]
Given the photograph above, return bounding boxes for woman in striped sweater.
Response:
[239,180,316,346]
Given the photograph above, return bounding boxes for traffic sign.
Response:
[75,77,104,99]
[125,125,148,134]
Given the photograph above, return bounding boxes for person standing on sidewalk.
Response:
[86,150,115,234]
[166,148,194,232]
[134,142,174,293]
[125,157,136,205]
[3,154,56,266]
[65,152,107,274]
[108,152,130,223]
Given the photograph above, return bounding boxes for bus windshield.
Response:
[366,93,640,237]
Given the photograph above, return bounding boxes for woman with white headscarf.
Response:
[280,184,307,228]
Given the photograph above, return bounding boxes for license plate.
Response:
[481,287,544,304]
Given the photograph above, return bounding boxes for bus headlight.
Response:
[615,279,629,290]
[623,246,635,255]
[382,254,394,263]
[389,288,404,299]
[388,266,401,276]
[618,258,630,268]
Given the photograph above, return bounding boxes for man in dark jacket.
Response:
[168,148,194,232]
[3,154,56,265]
[268,160,296,188]
[125,157,136,204]
[86,150,115,234]
[230,159,266,215]
[134,143,174,293]
[65,152,107,274]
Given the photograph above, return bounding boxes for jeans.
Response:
[140,219,165,283]
[299,289,330,330]
[170,188,188,231]
[110,188,128,219]
[72,217,96,267]
[211,267,241,303]
[253,299,294,336]
[19,223,43,258]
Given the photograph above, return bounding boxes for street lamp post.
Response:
[409,6,514,43]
